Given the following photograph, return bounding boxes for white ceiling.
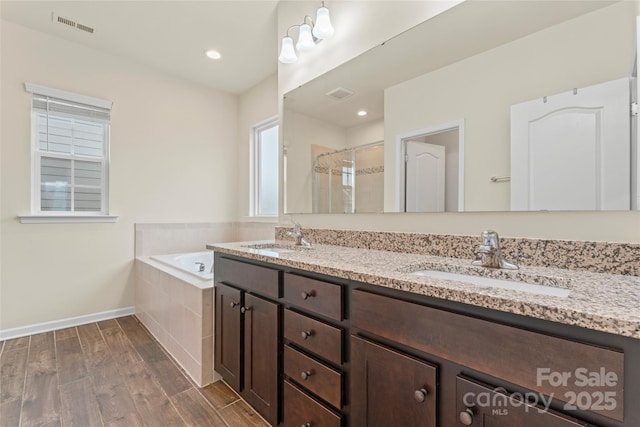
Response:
[1,0,279,95]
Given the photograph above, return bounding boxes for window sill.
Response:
[19,215,119,224]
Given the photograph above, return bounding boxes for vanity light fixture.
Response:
[278,1,335,64]
[357,110,367,117]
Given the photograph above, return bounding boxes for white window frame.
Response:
[20,83,117,223]
[250,116,279,217]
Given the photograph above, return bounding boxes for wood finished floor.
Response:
[0,316,270,427]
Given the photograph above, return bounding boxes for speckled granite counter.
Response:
[206,240,640,340]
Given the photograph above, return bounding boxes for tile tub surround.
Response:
[135,221,278,257]
[135,257,218,387]
[207,240,640,339]
[275,227,640,276]
[132,222,278,386]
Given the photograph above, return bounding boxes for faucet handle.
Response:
[480,230,500,248]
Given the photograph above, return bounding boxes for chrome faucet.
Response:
[286,223,311,247]
[195,262,205,272]
[471,230,518,270]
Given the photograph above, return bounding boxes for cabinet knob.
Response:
[459,408,474,426]
[301,291,315,300]
[301,371,313,380]
[301,423,311,427]
[229,301,239,308]
[240,306,251,314]
[301,330,313,340]
[414,388,428,403]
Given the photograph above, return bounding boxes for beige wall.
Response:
[1,21,238,330]
[384,1,635,212]
[236,74,279,219]
[346,119,384,148]
[277,1,640,243]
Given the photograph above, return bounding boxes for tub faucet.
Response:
[471,230,518,270]
[287,223,311,247]
[195,262,205,272]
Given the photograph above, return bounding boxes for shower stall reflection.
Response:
[312,142,384,213]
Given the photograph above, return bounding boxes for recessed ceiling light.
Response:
[357,110,367,117]
[205,49,222,60]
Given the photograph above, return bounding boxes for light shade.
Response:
[313,6,334,39]
[278,36,297,63]
[296,23,316,51]
[205,49,221,60]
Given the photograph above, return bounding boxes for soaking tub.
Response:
[150,251,214,281]
[135,249,218,386]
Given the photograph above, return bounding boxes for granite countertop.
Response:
[206,240,640,340]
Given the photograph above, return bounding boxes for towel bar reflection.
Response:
[490,176,511,183]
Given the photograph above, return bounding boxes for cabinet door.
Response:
[243,293,279,425]
[214,283,242,391]
[456,376,591,427]
[351,335,437,427]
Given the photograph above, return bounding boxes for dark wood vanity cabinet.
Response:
[351,335,437,426]
[350,289,630,427]
[214,258,281,425]
[214,253,640,427]
[282,272,345,427]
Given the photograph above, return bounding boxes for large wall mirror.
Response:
[283,0,639,214]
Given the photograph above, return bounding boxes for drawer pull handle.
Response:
[301,370,313,380]
[301,330,313,340]
[459,408,474,425]
[301,291,315,300]
[240,306,251,314]
[414,388,428,403]
[229,301,239,308]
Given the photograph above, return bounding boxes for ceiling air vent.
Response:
[52,13,94,34]
[76,23,95,34]
[56,15,76,28]
[326,87,354,100]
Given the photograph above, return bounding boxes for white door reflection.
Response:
[510,77,631,211]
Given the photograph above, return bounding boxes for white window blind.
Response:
[27,85,112,215]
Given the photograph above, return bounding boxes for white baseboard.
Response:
[0,307,135,341]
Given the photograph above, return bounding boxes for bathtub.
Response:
[151,250,213,281]
[136,250,218,386]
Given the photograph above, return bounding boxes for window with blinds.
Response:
[27,84,112,215]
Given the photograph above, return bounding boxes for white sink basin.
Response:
[410,270,570,298]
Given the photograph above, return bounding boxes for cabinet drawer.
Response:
[284,380,342,427]
[456,376,591,427]
[216,257,280,298]
[284,345,342,409]
[285,309,343,365]
[352,289,624,421]
[284,273,343,321]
